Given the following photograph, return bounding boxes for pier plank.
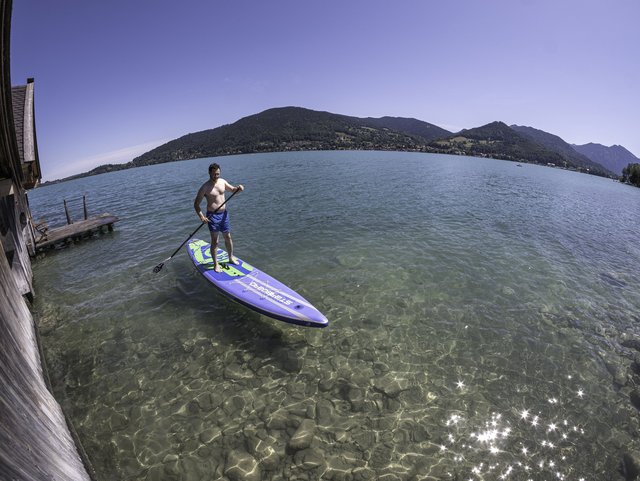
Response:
[35,213,119,251]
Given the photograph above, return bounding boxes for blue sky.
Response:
[10,0,640,181]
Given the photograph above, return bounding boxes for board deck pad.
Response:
[187,239,328,328]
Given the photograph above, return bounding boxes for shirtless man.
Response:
[194,163,244,272]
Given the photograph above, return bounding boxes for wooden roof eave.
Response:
[19,79,40,188]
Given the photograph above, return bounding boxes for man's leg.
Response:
[223,232,239,265]
[210,231,221,272]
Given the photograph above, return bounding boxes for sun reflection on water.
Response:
[438,377,590,480]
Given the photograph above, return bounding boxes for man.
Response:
[194,163,244,272]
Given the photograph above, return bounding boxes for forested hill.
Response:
[510,125,613,175]
[358,116,452,142]
[130,107,452,167]
[51,107,623,183]
[430,122,614,177]
[571,143,639,176]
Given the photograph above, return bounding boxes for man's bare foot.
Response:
[214,263,222,273]
[229,256,240,265]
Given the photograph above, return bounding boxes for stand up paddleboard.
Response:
[187,239,328,328]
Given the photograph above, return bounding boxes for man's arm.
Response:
[224,180,244,192]
[194,185,208,222]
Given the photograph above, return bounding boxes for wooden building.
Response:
[0,1,94,479]
[12,78,40,189]
[1,78,39,299]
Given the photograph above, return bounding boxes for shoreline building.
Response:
[0,1,94,479]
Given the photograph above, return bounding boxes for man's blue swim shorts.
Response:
[206,210,231,233]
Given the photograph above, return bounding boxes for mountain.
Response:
[428,122,613,177]
[47,107,628,183]
[360,116,451,142]
[430,121,561,163]
[571,143,639,176]
[510,125,613,176]
[130,107,452,167]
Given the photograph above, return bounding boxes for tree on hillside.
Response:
[621,163,640,187]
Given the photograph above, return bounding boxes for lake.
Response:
[29,151,640,480]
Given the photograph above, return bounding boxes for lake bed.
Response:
[30,151,640,480]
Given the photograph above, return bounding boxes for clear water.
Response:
[29,151,640,480]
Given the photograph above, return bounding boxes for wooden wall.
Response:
[0,246,93,480]
[0,1,94,479]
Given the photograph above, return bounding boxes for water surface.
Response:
[30,151,640,480]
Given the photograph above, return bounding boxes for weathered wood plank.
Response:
[35,213,120,250]
[1,239,93,480]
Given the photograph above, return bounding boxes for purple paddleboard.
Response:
[187,239,328,328]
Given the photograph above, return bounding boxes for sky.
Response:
[10,0,640,181]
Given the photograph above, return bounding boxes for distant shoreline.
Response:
[40,147,623,187]
[41,106,638,186]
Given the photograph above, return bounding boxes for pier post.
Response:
[64,199,72,224]
[83,195,88,220]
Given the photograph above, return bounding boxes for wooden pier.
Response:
[33,195,119,252]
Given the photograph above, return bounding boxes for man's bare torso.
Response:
[201,179,227,212]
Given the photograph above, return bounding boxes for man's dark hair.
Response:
[208,162,221,172]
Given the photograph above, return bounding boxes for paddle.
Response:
[153,189,240,273]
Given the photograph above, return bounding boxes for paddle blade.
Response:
[153,262,164,273]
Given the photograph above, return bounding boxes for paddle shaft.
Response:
[154,189,240,271]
